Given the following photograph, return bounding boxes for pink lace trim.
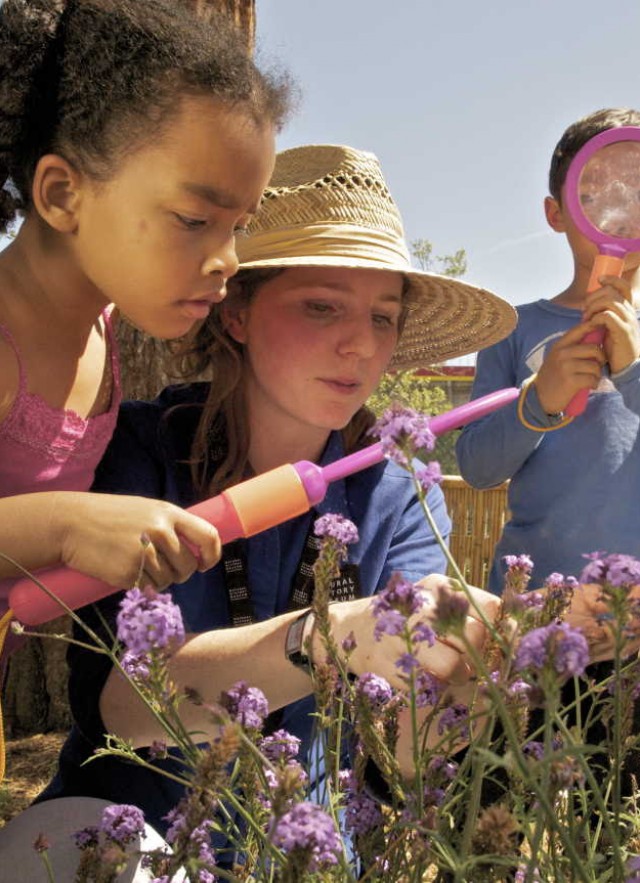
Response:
[0,309,122,460]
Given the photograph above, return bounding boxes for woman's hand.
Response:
[326,574,501,689]
[564,581,640,663]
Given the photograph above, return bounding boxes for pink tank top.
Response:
[0,310,122,656]
[0,309,122,496]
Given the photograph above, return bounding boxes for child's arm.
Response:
[0,491,221,588]
[456,340,545,488]
[457,322,606,489]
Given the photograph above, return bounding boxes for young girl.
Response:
[0,1,289,617]
[40,144,516,841]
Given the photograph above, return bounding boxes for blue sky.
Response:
[257,0,640,318]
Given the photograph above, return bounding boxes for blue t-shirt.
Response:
[41,384,451,836]
[456,299,640,593]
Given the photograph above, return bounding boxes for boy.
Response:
[456,107,640,592]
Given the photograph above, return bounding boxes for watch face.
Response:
[286,615,306,655]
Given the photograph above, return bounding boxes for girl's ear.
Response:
[544,195,566,233]
[221,301,249,344]
[31,154,84,233]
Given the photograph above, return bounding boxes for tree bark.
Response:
[3,0,256,737]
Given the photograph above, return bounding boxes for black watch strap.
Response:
[285,610,314,674]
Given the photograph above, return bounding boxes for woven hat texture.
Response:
[236,144,516,367]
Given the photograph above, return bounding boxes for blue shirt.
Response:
[456,300,640,593]
[41,384,451,835]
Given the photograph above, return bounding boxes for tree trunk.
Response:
[3,0,256,737]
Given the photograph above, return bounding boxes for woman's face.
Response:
[223,266,404,441]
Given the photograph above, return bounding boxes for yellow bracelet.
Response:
[516,375,574,433]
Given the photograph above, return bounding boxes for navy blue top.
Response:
[41,383,451,836]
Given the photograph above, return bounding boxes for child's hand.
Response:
[582,275,640,375]
[55,492,222,590]
[534,323,606,415]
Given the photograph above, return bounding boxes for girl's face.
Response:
[224,266,404,444]
[71,94,275,338]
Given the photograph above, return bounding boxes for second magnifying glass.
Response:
[563,125,640,417]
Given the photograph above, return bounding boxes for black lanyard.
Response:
[221,512,361,628]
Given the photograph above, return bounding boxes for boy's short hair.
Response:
[549,107,640,201]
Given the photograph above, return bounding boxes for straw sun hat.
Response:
[235,144,517,369]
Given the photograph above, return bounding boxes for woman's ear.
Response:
[221,301,249,344]
[31,154,83,234]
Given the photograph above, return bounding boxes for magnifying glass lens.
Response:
[578,141,640,239]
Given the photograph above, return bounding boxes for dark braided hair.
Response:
[0,0,292,232]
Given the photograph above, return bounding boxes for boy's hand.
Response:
[535,323,606,415]
[582,275,640,375]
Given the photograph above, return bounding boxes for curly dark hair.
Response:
[0,0,293,232]
[549,107,640,202]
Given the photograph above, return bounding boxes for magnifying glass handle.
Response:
[565,253,625,417]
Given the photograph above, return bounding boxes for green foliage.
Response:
[410,238,468,277]
[367,370,460,474]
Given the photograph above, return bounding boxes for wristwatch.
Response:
[284,610,315,674]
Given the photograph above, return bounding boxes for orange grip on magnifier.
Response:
[565,253,625,418]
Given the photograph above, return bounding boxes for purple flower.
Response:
[515,622,589,679]
[524,741,545,760]
[259,729,301,764]
[344,790,384,835]
[272,802,341,872]
[117,588,185,656]
[373,608,406,641]
[416,461,442,493]
[222,680,269,730]
[341,631,357,654]
[120,651,151,681]
[356,672,394,707]
[626,854,640,881]
[413,620,437,646]
[370,405,436,466]
[100,804,145,846]
[437,703,470,741]
[372,573,424,618]
[73,826,100,850]
[433,586,470,631]
[503,554,534,573]
[414,670,444,707]
[164,806,188,845]
[427,755,458,782]
[314,513,359,546]
[581,552,640,588]
[395,652,420,675]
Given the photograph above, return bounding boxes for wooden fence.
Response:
[441,476,510,589]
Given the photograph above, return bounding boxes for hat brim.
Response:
[239,255,517,367]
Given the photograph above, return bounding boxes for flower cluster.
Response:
[116,587,185,656]
[370,404,436,467]
[271,801,341,872]
[515,621,590,679]
[221,680,269,730]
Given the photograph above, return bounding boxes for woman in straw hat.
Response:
[37,145,516,844]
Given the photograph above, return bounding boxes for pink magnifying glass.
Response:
[563,125,640,416]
